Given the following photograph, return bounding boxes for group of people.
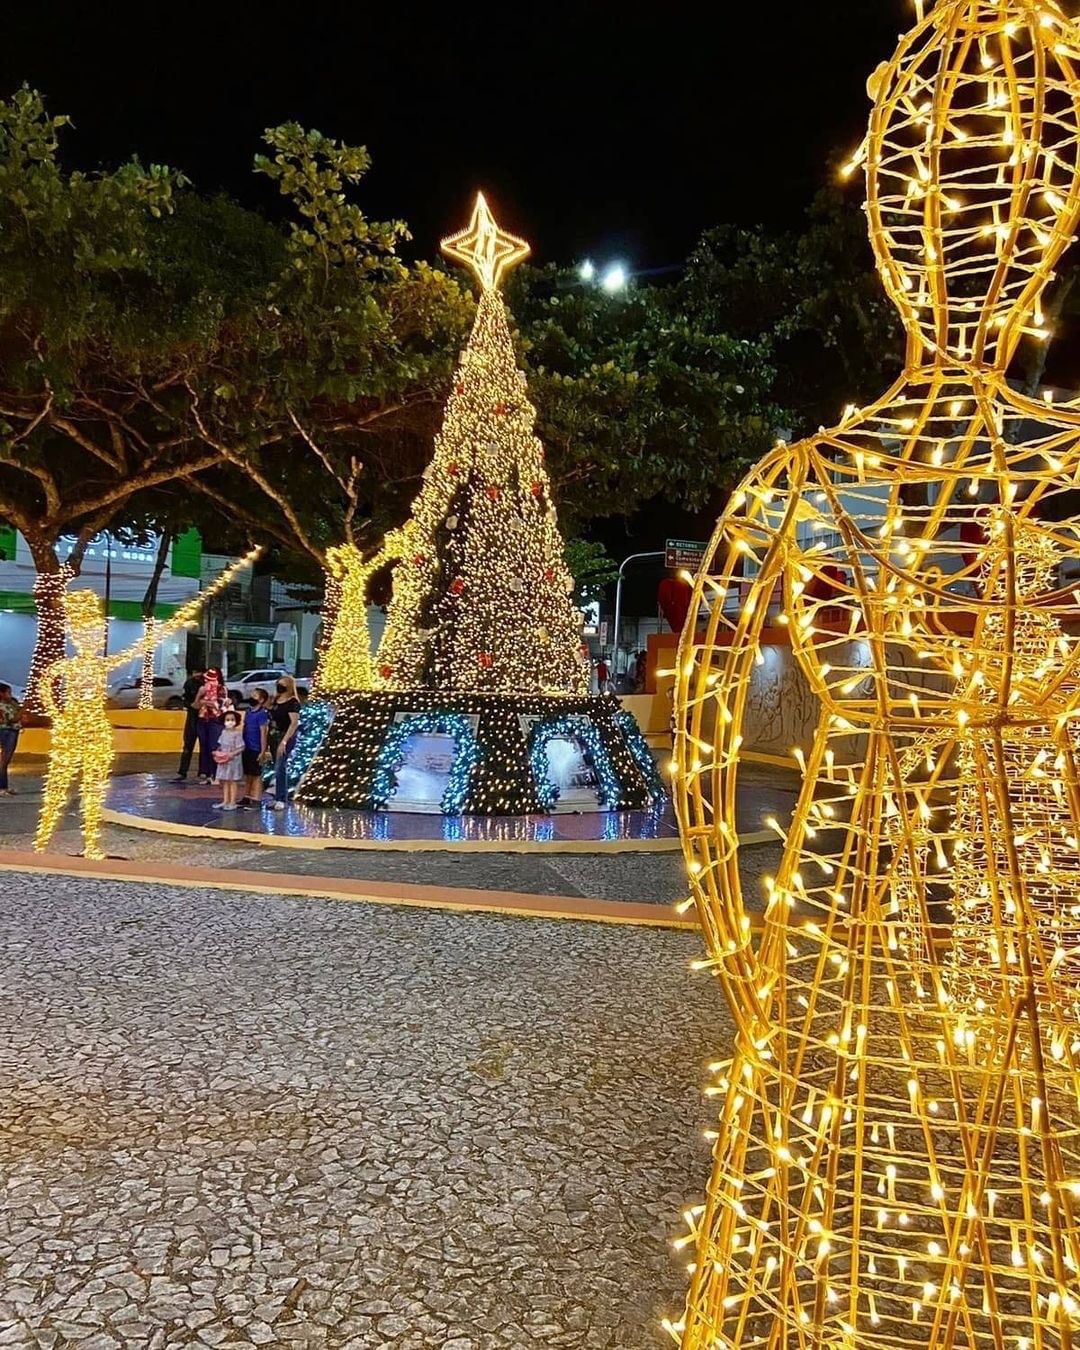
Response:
[175,666,302,812]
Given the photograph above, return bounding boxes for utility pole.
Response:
[611,551,664,676]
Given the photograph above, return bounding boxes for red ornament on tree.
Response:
[486,485,501,501]
[530,481,543,497]
[493,401,508,416]
[477,651,493,669]
[543,567,555,583]
[413,554,426,566]
[447,462,460,476]
[450,578,465,596]
[379,664,393,679]
[455,381,465,395]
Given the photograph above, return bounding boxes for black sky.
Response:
[4,2,906,271]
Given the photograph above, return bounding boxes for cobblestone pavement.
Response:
[0,872,732,1348]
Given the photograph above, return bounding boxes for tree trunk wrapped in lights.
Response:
[298,196,658,815]
[24,562,75,718]
[670,3,1080,1347]
[137,530,174,710]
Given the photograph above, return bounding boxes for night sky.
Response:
[4,3,906,271]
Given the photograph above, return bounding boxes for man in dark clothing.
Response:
[173,665,205,782]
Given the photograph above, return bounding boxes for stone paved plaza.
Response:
[0,870,730,1348]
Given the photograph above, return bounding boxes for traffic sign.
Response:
[665,538,708,573]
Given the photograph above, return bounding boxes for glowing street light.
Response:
[578,259,595,281]
[600,262,627,293]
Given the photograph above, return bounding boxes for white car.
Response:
[107,676,187,710]
[228,670,310,706]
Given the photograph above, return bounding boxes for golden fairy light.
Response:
[440,190,530,292]
[318,533,408,693]
[374,192,588,698]
[671,2,1080,1346]
[33,549,261,859]
[23,563,75,716]
[294,194,667,818]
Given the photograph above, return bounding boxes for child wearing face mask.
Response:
[212,709,245,811]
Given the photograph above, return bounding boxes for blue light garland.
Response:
[614,708,666,801]
[527,714,621,811]
[370,711,482,814]
[262,698,334,793]
[289,699,334,792]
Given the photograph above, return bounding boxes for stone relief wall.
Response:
[739,640,948,757]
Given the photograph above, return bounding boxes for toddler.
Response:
[212,710,244,811]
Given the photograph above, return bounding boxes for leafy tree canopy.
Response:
[681,185,905,437]
[563,537,618,605]
[509,265,781,533]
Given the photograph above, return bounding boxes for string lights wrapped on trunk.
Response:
[670,2,1080,1347]
[297,194,660,816]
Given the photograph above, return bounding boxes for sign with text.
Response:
[664,538,708,573]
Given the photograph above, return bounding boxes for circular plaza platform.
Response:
[103,773,680,852]
[102,773,794,853]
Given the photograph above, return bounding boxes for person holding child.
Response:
[195,667,230,783]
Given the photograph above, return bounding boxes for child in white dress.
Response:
[212,711,244,811]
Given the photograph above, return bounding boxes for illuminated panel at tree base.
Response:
[296,690,660,817]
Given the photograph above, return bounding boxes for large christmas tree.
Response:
[374,194,588,697]
[296,194,662,816]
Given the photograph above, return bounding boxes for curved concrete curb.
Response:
[0,849,699,930]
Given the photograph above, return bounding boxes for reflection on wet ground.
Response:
[105,773,797,850]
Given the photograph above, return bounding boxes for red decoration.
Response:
[450,578,465,596]
[803,564,846,605]
[543,567,555,583]
[493,401,508,416]
[455,381,465,395]
[486,485,501,500]
[413,554,426,566]
[658,576,694,636]
[447,462,460,476]
[379,664,393,679]
[960,518,989,573]
[478,651,493,669]
[530,481,543,497]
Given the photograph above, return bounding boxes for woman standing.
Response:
[194,667,228,784]
[0,683,22,796]
[269,676,301,811]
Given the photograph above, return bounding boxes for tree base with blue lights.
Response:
[294,691,664,816]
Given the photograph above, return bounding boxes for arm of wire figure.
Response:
[673,443,808,1015]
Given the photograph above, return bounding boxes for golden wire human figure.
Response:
[318,531,408,692]
[34,590,119,861]
[672,3,1080,1346]
[33,552,260,860]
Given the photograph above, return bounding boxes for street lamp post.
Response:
[611,550,664,677]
